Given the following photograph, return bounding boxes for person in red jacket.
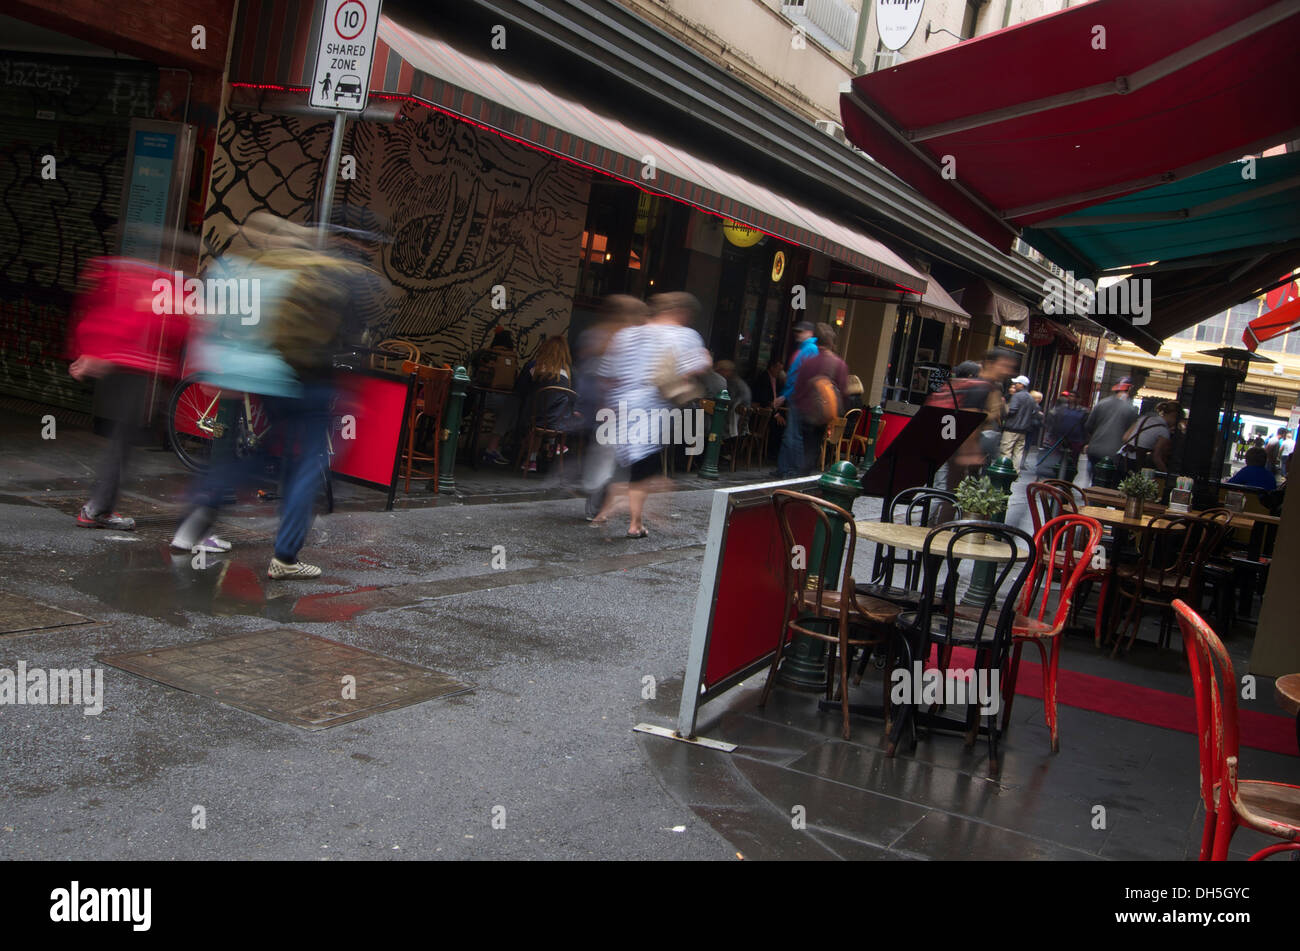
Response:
[67,257,191,530]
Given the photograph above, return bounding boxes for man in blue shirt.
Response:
[1227,447,1277,491]
[771,321,818,477]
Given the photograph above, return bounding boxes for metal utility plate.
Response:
[0,591,94,636]
[100,629,473,729]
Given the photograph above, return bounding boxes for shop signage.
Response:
[876,0,925,52]
[771,250,786,282]
[722,220,764,248]
[309,0,383,112]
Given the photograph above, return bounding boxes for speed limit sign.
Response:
[309,0,383,111]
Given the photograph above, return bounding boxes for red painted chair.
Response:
[999,513,1102,753]
[1174,599,1300,860]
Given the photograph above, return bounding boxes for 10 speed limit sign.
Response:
[309,0,383,111]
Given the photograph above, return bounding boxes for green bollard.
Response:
[697,389,731,481]
[859,403,884,475]
[776,461,861,690]
[435,366,471,492]
[1093,455,1118,489]
[961,455,1017,607]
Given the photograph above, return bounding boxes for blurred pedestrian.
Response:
[172,213,357,579]
[68,256,192,530]
[771,321,818,477]
[1044,390,1087,477]
[844,374,865,412]
[1000,374,1035,468]
[577,295,647,520]
[1084,376,1139,483]
[477,328,519,466]
[791,322,848,474]
[591,292,711,538]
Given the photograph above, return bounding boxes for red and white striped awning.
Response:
[227,1,926,292]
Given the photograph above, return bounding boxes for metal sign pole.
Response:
[317,111,347,247]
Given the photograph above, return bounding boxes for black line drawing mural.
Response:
[203,103,590,366]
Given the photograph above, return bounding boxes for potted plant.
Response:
[1117,471,1159,519]
[955,475,1011,541]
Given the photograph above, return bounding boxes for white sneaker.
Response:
[172,535,231,554]
[267,557,321,580]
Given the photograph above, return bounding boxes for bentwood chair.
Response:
[1175,600,1300,860]
[819,416,849,470]
[1109,515,1226,656]
[836,407,864,463]
[515,385,580,475]
[890,521,1034,777]
[1026,481,1076,535]
[997,513,1102,752]
[372,338,422,373]
[399,360,453,493]
[758,490,905,741]
[1041,479,1088,512]
[743,406,773,469]
[855,488,960,609]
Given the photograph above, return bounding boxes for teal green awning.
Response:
[1023,152,1300,276]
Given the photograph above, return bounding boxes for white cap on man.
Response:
[1012,375,1030,386]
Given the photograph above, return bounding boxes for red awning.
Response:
[1244,294,1300,351]
[839,0,1300,252]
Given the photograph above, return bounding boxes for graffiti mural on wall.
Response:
[202,103,590,366]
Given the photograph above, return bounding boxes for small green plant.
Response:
[955,475,1010,518]
[1117,471,1160,501]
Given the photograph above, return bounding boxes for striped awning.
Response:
[227,2,926,292]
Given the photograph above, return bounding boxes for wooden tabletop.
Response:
[853,521,1017,562]
[1276,674,1300,717]
[1078,505,1157,530]
[1079,504,1259,532]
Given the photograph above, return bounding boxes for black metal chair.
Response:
[855,487,961,608]
[889,520,1035,779]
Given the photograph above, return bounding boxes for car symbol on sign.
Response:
[334,75,363,105]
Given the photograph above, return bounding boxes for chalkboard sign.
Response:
[914,363,952,394]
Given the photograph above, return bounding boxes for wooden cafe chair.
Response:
[742,406,772,469]
[819,415,849,470]
[399,360,452,493]
[1174,599,1300,860]
[758,490,904,741]
[836,406,864,462]
[371,338,422,373]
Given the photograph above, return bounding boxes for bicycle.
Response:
[166,373,334,512]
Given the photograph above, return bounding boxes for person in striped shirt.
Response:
[591,292,712,538]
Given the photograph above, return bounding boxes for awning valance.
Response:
[901,270,971,328]
[1029,316,1080,354]
[954,279,1030,327]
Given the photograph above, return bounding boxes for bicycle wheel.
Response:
[167,374,222,472]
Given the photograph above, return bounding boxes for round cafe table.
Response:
[1275,674,1300,755]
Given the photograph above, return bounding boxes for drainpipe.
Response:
[851,0,872,74]
[1002,0,1015,29]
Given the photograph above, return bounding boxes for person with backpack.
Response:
[1117,401,1182,475]
[171,213,359,580]
[927,349,1015,494]
[792,322,848,475]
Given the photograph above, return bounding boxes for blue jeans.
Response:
[186,381,332,561]
[777,404,802,475]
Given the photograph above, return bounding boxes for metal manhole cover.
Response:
[99,629,473,729]
[0,591,94,636]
